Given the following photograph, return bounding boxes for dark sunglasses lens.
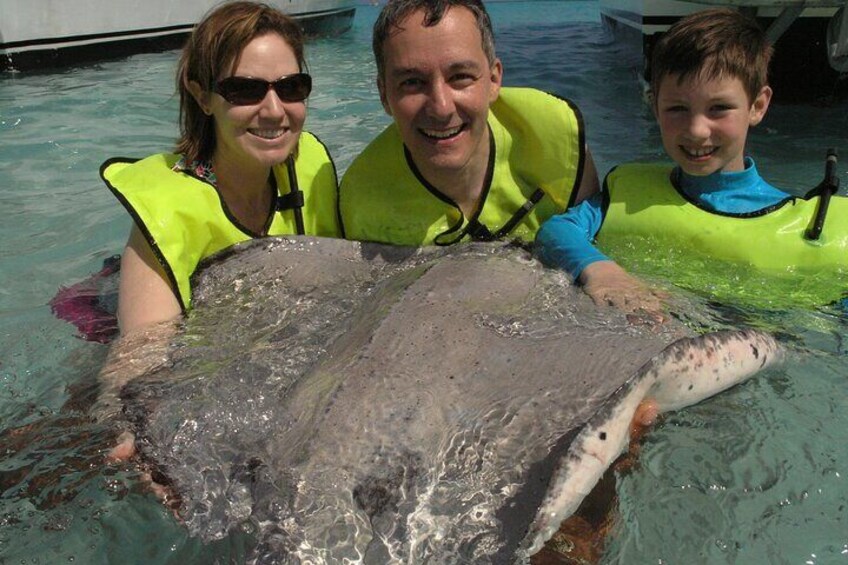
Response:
[217,78,267,105]
[274,74,312,102]
[216,75,311,105]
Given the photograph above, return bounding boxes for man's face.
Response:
[378,6,502,187]
[655,73,771,176]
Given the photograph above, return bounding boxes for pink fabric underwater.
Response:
[50,256,120,344]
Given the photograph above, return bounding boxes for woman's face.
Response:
[207,33,306,173]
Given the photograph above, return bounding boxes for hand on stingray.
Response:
[578,261,666,318]
[618,398,661,473]
[105,430,137,462]
[600,398,661,476]
[632,398,659,433]
[106,430,176,510]
[533,398,661,565]
[99,321,178,509]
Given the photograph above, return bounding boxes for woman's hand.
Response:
[99,318,179,506]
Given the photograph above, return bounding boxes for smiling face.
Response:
[655,73,771,176]
[198,33,306,174]
[378,6,502,190]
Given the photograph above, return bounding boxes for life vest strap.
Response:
[282,157,305,235]
[277,191,305,211]
[491,188,545,240]
[438,188,546,245]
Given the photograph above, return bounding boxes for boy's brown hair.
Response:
[175,1,307,163]
[650,8,773,105]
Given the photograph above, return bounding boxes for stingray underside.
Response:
[120,237,780,563]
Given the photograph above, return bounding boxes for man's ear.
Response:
[749,85,772,126]
[488,58,503,103]
[187,80,212,115]
[377,76,392,116]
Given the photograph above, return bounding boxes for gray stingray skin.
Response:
[121,236,782,564]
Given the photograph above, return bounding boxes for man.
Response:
[338,2,660,558]
[338,0,599,246]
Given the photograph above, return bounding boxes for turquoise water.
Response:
[0,1,846,563]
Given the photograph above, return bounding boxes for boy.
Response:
[534,8,827,310]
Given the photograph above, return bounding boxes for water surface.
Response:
[0,2,846,563]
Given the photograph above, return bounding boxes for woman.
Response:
[103,1,339,335]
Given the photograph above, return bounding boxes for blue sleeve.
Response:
[535,193,609,279]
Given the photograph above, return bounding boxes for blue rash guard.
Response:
[536,157,791,278]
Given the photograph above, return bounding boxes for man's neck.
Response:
[422,141,491,219]
[438,176,485,218]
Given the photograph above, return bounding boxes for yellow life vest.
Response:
[597,162,848,308]
[102,132,340,311]
[339,87,585,246]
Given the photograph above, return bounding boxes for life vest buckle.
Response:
[277,191,305,211]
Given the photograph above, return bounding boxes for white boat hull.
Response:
[599,0,846,101]
[600,0,838,37]
[0,0,356,71]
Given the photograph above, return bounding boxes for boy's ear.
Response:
[748,85,772,126]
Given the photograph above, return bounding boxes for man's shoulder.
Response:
[490,87,582,137]
[495,86,579,112]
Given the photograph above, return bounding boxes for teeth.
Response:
[422,125,462,139]
[684,146,716,157]
[250,128,286,139]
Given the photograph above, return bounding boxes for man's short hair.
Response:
[372,0,496,82]
[650,8,773,105]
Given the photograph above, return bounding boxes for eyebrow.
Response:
[659,90,739,104]
[388,59,484,78]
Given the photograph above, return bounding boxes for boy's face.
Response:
[655,73,771,176]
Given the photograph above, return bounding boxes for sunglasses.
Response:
[213,73,312,105]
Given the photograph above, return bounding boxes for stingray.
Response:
[119,236,782,564]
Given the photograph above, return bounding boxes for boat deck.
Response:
[675,0,843,6]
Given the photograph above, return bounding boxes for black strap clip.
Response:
[276,190,304,211]
[466,220,495,241]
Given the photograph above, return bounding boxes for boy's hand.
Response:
[578,261,666,316]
